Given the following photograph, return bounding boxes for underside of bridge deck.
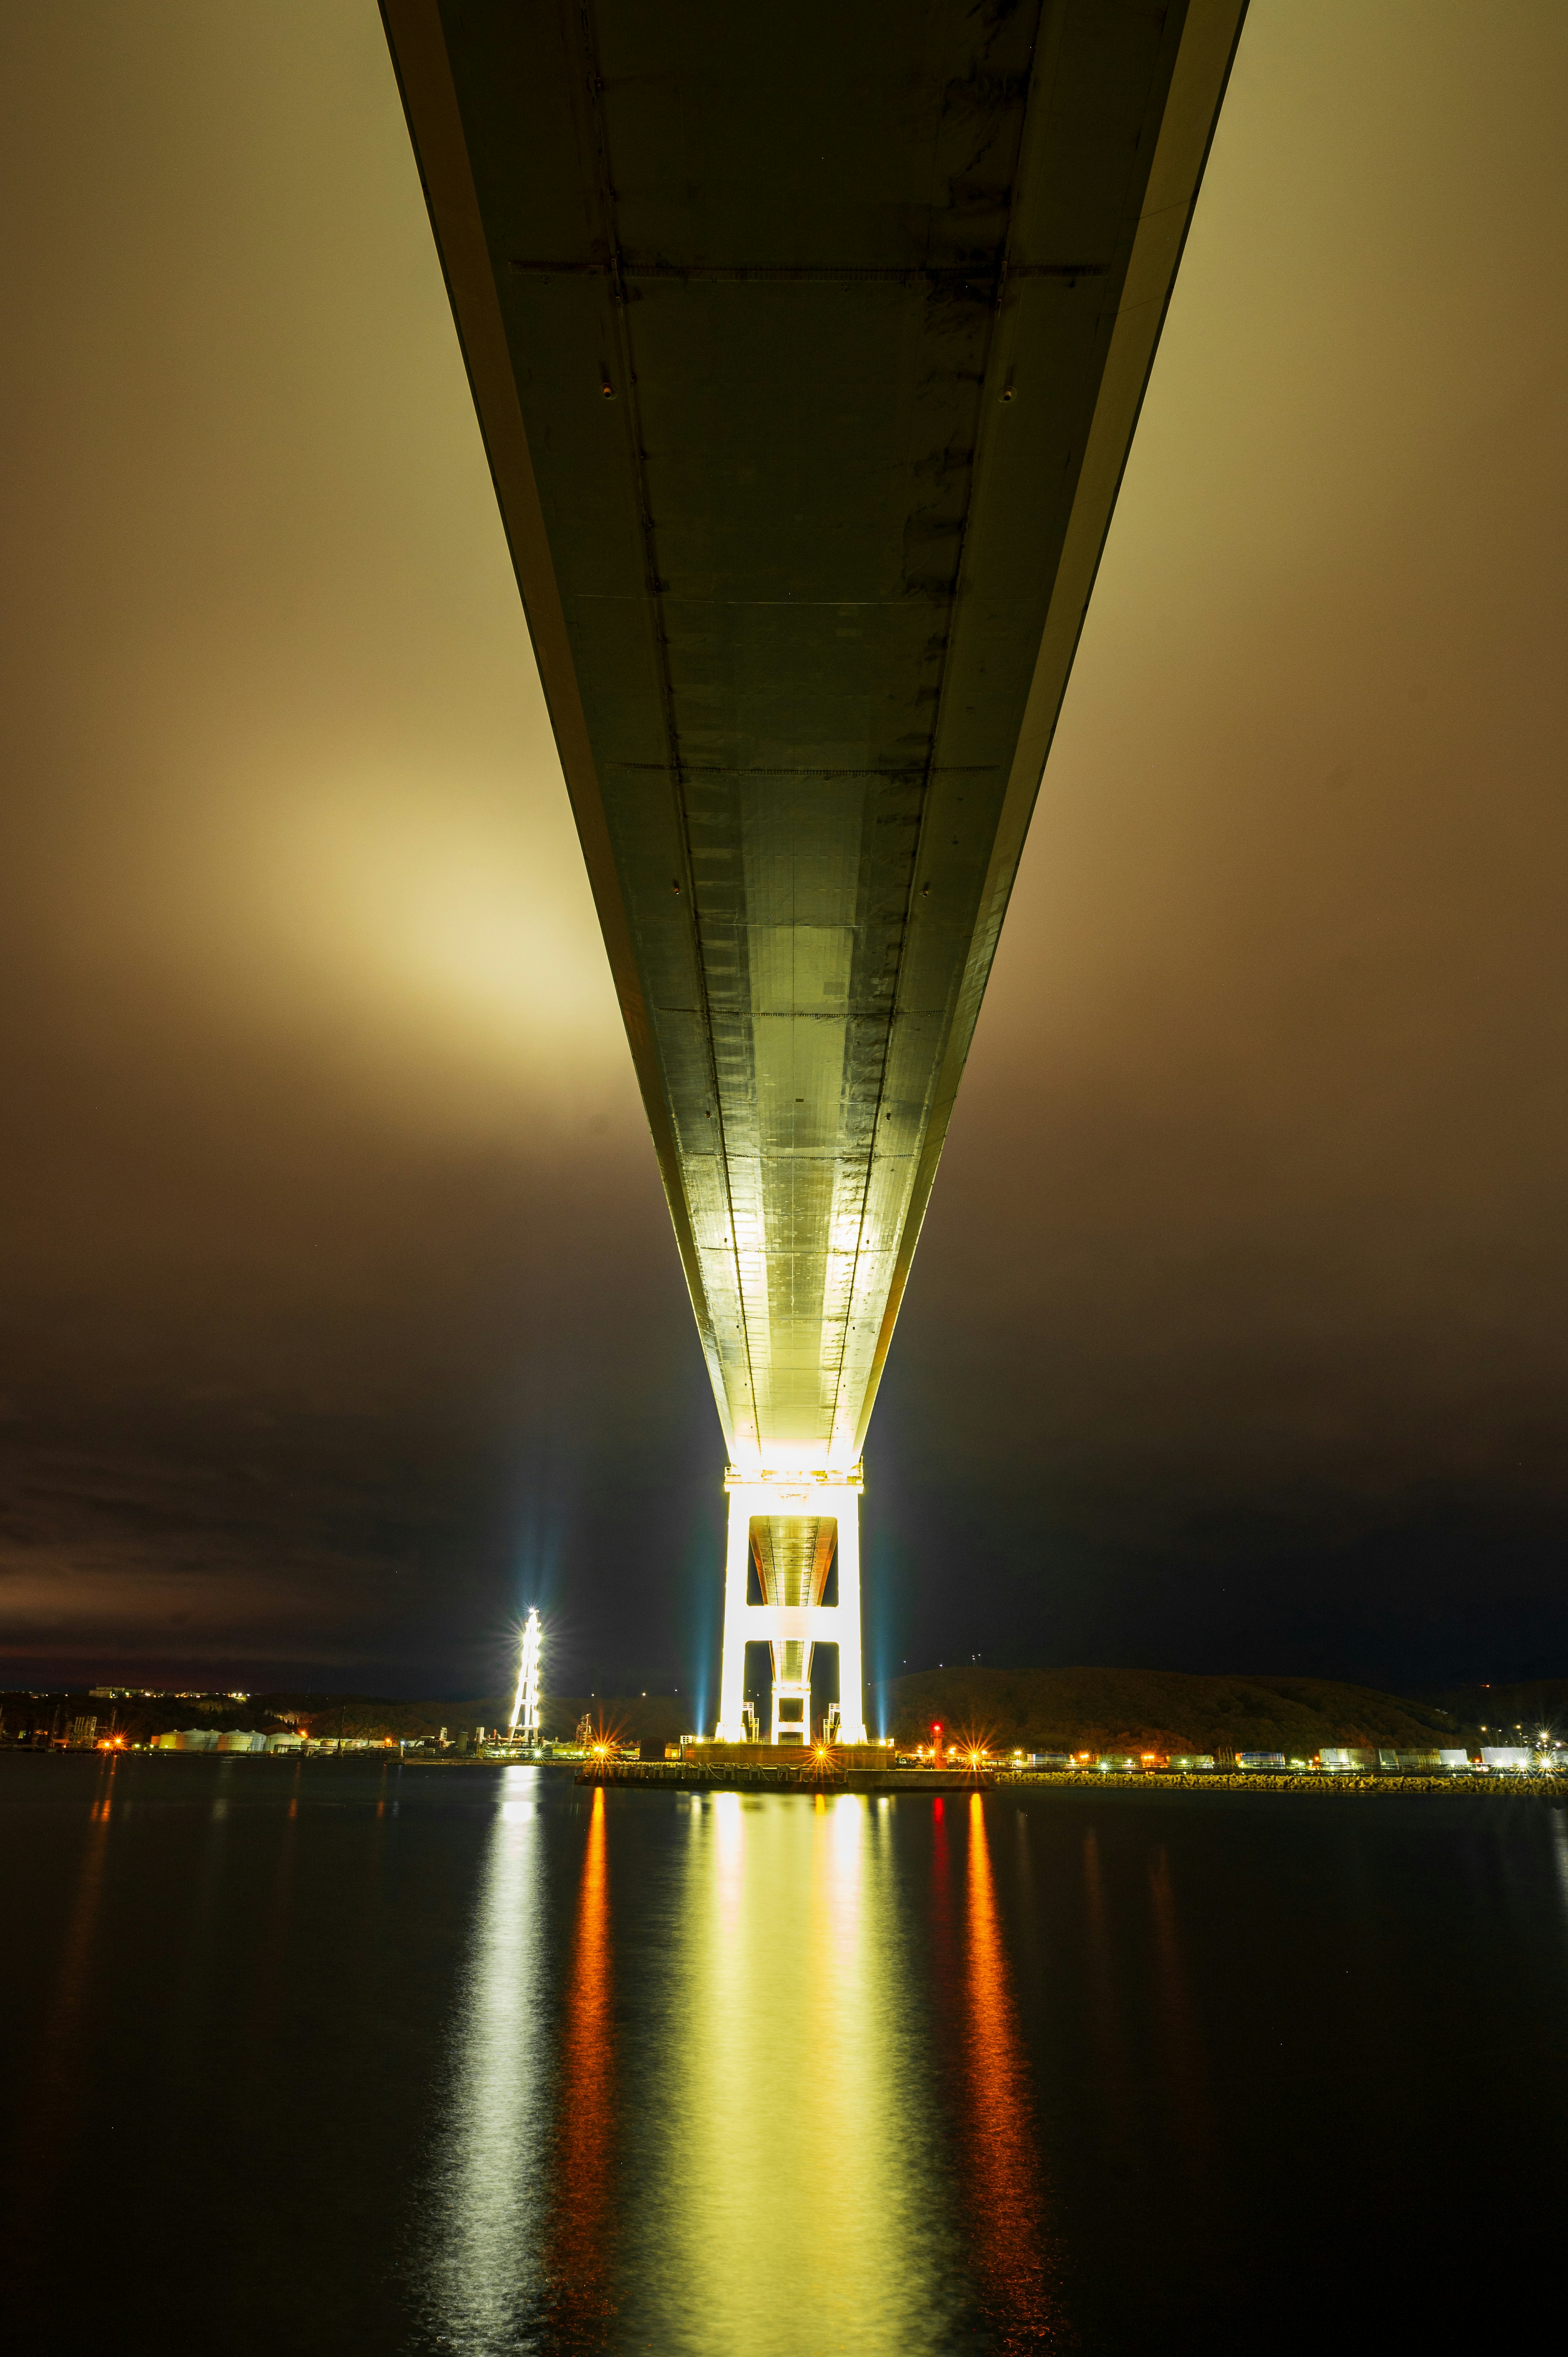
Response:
[384,0,1243,1733]
[383,0,1243,1483]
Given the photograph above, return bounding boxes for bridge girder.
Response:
[383,0,1245,1475]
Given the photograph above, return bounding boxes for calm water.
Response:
[4,1755,1567,2351]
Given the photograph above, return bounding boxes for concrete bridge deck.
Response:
[383,1,1246,1729]
[382,0,1246,1479]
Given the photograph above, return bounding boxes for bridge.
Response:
[382,0,1245,1744]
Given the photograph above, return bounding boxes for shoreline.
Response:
[577,1760,1568,1800]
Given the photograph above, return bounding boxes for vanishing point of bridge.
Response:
[383,0,1244,1745]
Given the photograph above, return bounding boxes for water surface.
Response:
[4,1753,1566,2350]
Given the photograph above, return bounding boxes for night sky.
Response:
[4,2,1568,1703]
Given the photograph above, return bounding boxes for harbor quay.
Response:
[580,1748,991,1795]
[576,1751,1568,1800]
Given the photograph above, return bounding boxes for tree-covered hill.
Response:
[877,1666,1475,1755]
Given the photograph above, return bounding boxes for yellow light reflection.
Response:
[634,1793,956,2354]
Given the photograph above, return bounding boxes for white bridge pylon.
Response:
[715,1468,865,1747]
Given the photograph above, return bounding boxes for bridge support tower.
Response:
[715,1467,865,1747]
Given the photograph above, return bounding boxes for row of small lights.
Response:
[77,1624,1566,1772]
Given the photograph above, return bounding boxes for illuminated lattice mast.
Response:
[509,1608,542,1742]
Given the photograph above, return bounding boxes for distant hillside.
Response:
[877,1667,1474,1755]
[21,1673,1541,1756]
[1416,1680,1568,1738]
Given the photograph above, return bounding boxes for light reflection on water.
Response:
[427,1766,548,2352]
[628,1790,964,2357]
[7,1759,1568,2350]
[424,1783,1058,2355]
[544,1784,615,2349]
[960,1793,1055,2348]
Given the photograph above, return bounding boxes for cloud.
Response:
[3,0,1567,1691]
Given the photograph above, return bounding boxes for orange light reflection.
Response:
[964,1793,1055,2346]
[546,1785,615,2344]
